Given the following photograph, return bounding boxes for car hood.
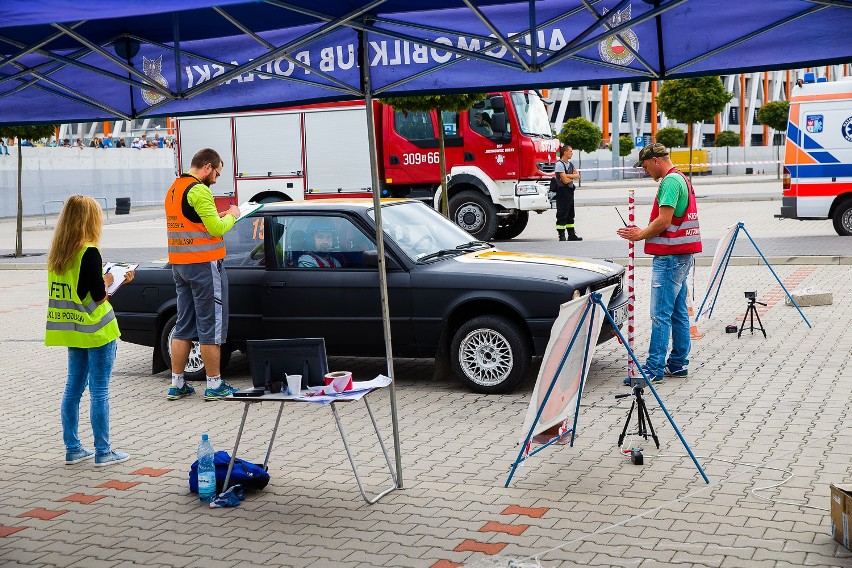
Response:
[453,250,618,276]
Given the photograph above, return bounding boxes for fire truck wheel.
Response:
[449,190,498,241]
[833,199,852,236]
[450,315,530,394]
[493,210,529,240]
[160,313,232,380]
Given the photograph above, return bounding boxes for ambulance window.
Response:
[394,111,435,141]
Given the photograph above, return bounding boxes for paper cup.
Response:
[286,374,302,396]
[324,371,353,392]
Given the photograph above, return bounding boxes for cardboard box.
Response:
[830,483,852,548]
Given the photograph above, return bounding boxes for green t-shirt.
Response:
[657,172,689,217]
[185,178,236,237]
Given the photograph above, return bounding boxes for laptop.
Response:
[233,338,330,397]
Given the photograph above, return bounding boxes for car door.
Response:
[262,213,412,355]
[222,214,268,341]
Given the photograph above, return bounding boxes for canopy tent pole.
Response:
[360,28,403,489]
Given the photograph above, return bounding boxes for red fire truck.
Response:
[175,91,560,240]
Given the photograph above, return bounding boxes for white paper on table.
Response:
[236,201,263,220]
[295,375,392,404]
[103,262,139,295]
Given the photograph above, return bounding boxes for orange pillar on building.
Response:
[54,127,60,143]
[714,113,720,138]
[601,85,609,147]
[762,73,769,146]
[650,81,658,142]
[739,74,746,147]
[786,70,791,100]
[103,122,112,137]
[825,66,831,81]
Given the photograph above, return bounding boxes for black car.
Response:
[112,199,627,393]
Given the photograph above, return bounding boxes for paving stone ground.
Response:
[1,262,851,567]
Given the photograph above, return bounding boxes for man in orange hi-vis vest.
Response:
[616,143,702,385]
[164,148,241,401]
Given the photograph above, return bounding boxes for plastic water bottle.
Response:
[197,433,216,503]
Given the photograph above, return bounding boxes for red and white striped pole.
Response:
[627,188,636,381]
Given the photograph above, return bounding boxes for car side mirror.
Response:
[363,249,399,269]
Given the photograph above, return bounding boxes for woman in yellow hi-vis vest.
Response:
[45,196,134,467]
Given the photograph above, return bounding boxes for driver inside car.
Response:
[298,219,342,268]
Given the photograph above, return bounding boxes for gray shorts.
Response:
[172,261,229,345]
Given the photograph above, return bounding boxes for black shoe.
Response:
[566,234,583,241]
[557,230,566,241]
[558,235,566,241]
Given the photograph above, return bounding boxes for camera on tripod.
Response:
[739,290,767,338]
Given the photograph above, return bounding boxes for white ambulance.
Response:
[779,76,852,235]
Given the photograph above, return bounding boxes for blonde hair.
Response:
[47,195,103,274]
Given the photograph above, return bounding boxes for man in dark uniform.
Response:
[554,145,581,241]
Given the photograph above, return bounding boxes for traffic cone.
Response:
[686,292,704,340]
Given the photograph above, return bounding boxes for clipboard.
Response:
[103,262,139,296]
[235,201,264,221]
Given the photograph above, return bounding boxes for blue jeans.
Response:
[646,254,693,377]
[62,340,117,456]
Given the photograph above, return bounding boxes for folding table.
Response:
[221,388,398,504]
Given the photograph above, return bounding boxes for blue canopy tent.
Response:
[2,0,851,489]
[1,0,850,123]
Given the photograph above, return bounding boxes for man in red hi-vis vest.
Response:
[616,143,702,384]
[164,147,241,401]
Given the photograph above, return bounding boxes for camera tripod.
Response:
[738,297,767,338]
[616,382,660,450]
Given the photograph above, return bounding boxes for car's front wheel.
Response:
[450,315,530,394]
[160,313,231,380]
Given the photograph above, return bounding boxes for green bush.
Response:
[656,127,686,149]
[714,130,740,147]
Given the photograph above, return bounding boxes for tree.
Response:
[558,117,601,186]
[616,135,634,170]
[757,100,790,179]
[383,94,486,217]
[714,130,740,175]
[0,124,57,257]
[657,77,733,179]
[656,126,686,149]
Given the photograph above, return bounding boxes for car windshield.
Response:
[510,91,553,137]
[368,201,489,262]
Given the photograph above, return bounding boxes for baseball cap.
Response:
[634,143,669,167]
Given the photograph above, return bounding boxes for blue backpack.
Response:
[189,450,270,494]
